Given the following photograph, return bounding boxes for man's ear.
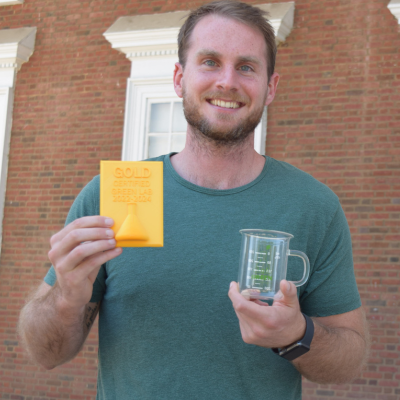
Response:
[264,72,280,107]
[173,62,184,98]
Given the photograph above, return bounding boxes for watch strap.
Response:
[271,313,314,361]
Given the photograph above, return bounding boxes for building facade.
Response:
[0,0,399,399]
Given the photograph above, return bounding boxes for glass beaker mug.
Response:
[238,230,310,300]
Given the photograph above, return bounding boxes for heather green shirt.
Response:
[45,154,361,400]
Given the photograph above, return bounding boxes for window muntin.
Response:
[145,99,186,158]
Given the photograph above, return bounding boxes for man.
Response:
[19,1,369,399]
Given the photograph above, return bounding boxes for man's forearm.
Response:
[292,315,369,384]
[19,284,90,370]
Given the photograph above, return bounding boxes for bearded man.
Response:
[19,2,369,399]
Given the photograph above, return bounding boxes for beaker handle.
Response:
[288,250,310,287]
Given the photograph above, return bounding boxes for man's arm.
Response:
[292,307,368,383]
[18,216,122,370]
[19,282,100,370]
[228,281,369,384]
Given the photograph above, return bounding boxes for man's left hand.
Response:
[228,280,306,349]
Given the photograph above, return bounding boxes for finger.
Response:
[228,282,250,312]
[228,282,260,300]
[54,246,122,309]
[233,302,274,347]
[227,287,255,335]
[87,247,123,282]
[241,289,261,299]
[236,315,257,343]
[57,227,116,256]
[229,282,268,319]
[56,238,118,274]
[228,281,244,305]
[50,216,114,247]
[70,247,123,284]
[273,280,298,308]
[251,299,270,307]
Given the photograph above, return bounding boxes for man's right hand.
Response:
[48,216,122,310]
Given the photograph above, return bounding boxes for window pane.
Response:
[172,102,187,132]
[149,103,170,133]
[171,134,186,153]
[148,135,168,158]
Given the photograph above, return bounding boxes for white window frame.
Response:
[0,27,36,252]
[104,2,295,161]
[145,97,186,158]
[122,77,180,161]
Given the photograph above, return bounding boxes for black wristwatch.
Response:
[271,313,314,361]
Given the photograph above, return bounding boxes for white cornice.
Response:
[104,2,295,59]
[127,49,178,58]
[388,0,400,23]
[0,63,18,68]
[258,2,295,43]
[0,0,23,5]
[0,27,37,73]
[104,26,181,58]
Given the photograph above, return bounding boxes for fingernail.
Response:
[275,291,283,300]
[230,282,234,289]
[286,281,291,292]
[108,239,116,245]
[106,229,114,238]
[105,218,113,227]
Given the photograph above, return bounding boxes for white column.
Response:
[0,27,36,250]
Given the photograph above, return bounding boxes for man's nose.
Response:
[215,66,238,91]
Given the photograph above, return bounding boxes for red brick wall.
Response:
[0,0,399,399]
[268,1,400,399]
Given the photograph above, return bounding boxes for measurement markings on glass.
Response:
[249,244,275,289]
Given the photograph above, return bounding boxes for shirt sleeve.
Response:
[299,203,362,317]
[43,176,107,303]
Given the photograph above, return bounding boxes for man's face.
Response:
[174,15,279,146]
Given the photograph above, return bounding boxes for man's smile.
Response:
[207,99,244,109]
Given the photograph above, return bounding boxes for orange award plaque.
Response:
[100,161,163,247]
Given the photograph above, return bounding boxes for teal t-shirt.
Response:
[45,154,361,400]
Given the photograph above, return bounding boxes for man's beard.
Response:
[182,87,266,148]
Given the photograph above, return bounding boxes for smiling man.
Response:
[19,2,369,399]
[178,28,270,147]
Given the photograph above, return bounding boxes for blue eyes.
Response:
[205,60,217,67]
[240,65,252,72]
[204,60,253,72]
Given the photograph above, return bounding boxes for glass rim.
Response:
[239,229,294,240]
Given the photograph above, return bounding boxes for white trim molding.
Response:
[122,77,177,161]
[388,0,400,23]
[0,27,36,251]
[104,2,295,159]
[259,2,295,44]
[254,108,268,155]
[104,2,295,58]
[0,27,37,76]
[0,0,23,6]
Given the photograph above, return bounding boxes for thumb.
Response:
[273,280,297,306]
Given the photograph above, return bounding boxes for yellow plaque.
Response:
[100,161,163,247]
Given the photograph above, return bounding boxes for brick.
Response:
[1,0,400,399]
